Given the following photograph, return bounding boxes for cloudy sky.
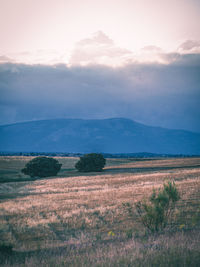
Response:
[0,0,200,132]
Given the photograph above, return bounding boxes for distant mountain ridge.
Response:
[0,118,200,154]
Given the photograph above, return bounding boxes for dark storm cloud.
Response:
[0,54,200,132]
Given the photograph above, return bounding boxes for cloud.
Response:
[69,32,200,66]
[136,46,168,64]
[78,31,114,46]
[11,49,67,65]
[69,31,133,66]
[178,40,200,53]
[2,32,200,67]
[0,53,200,133]
[141,46,163,53]
[0,33,200,132]
[0,55,15,63]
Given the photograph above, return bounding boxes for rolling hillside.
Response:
[0,118,200,154]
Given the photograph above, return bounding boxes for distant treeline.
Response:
[0,151,199,158]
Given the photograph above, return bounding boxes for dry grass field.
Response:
[0,157,200,266]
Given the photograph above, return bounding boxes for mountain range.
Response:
[0,118,200,154]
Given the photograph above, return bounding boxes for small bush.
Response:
[136,181,180,232]
[75,153,106,172]
[21,156,62,178]
[0,243,13,254]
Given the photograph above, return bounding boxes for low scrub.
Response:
[136,181,180,232]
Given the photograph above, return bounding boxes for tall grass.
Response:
[0,157,200,266]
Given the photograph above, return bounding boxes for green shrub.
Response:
[0,243,13,254]
[136,181,180,232]
[21,156,62,178]
[75,153,106,172]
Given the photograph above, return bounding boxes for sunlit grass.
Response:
[0,157,200,266]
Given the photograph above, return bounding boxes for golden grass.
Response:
[0,157,200,266]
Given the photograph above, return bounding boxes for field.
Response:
[0,157,200,266]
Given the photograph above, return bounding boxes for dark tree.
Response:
[21,157,62,178]
[75,153,106,172]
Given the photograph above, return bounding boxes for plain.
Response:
[0,157,200,266]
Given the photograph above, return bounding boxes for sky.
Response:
[0,0,200,132]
